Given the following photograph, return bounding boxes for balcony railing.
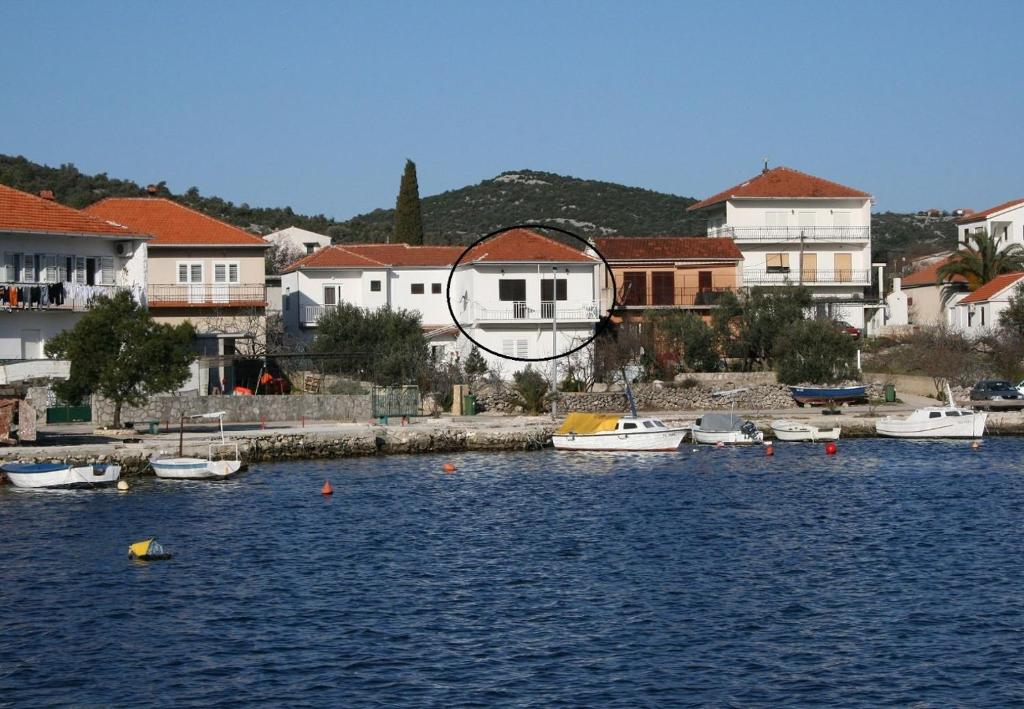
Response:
[742,269,871,286]
[147,284,267,308]
[708,225,870,242]
[473,300,600,322]
[1,283,125,313]
[616,286,737,308]
[302,304,336,325]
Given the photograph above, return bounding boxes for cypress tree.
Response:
[394,159,424,245]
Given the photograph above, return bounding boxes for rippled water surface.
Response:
[2,439,1024,707]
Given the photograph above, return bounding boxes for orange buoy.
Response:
[825,441,838,456]
[715,441,725,449]
[971,440,981,449]
[321,481,333,495]
[442,463,457,473]
[765,443,775,457]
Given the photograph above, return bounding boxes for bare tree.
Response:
[266,240,306,275]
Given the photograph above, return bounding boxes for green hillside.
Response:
[0,154,959,259]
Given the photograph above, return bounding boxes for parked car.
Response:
[832,320,861,339]
[970,380,1022,402]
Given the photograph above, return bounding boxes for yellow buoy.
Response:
[128,538,172,561]
[117,480,129,491]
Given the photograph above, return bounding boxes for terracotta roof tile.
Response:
[956,198,1024,225]
[901,257,967,287]
[959,272,1024,304]
[84,198,268,246]
[593,235,742,261]
[0,184,141,237]
[688,166,871,211]
[464,228,595,263]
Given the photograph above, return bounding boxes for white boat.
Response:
[151,411,243,479]
[875,384,987,439]
[691,413,764,445]
[770,419,841,442]
[552,413,688,451]
[2,462,121,489]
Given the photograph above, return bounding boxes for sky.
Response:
[1,0,1022,219]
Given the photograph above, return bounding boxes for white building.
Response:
[0,185,150,360]
[688,166,879,331]
[956,199,1024,247]
[281,229,602,375]
[265,226,331,256]
[949,271,1024,336]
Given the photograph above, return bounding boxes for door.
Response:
[21,330,42,359]
[651,272,674,305]
[835,253,853,282]
[178,262,204,303]
[622,272,647,306]
[212,262,239,304]
[801,253,817,283]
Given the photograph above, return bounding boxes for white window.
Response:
[213,261,240,284]
[323,285,338,306]
[765,211,787,227]
[797,211,816,227]
[502,339,528,358]
[177,262,203,283]
[2,253,18,281]
[99,257,114,285]
[45,254,57,282]
[22,254,35,283]
[833,211,851,227]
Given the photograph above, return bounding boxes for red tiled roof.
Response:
[901,256,967,288]
[593,235,742,261]
[688,166,871,211]
[0,184,141,237]
[84,198,268,247]
[464,228,595,263]
[283,244,463,272]
[959,272,1024,304]
[956,198,1024,225]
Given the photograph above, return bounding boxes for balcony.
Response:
[742,269,871,286]
[616,286,737,309]
[472,300,601,323]
[1,283,126,313]
[301,304,337,325]
[147,284,267,309]
[708,225,870,242]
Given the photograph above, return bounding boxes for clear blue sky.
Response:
[2,0,1021,219]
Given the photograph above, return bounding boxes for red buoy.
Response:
[321,481,333,495]
[442,463,456,473]
[765,443,775,457]
[825,442,838,456]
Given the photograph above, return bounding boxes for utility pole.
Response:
[551,266,558,420]
[798,229,805,286]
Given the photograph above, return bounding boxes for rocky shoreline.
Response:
[3,409,1024,479]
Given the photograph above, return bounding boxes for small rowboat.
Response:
[789,385,867,406]
[770,419,841,442]
[150,411,243,480]
[2,462,121,489]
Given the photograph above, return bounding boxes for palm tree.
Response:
[938,229,1024,292]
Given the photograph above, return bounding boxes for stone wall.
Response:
[92,392,372,425]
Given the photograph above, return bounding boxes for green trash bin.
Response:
[462,393,477,416]
[884,384,896,403]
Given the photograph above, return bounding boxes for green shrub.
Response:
[773,319,858,385]
[511,366,549,414]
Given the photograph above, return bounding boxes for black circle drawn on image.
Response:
[445,224,619,363]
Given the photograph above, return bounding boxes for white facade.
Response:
[950,278,1023,336]
[958,202,1024,248]
[265,226,331,256]
[1,232,149,360]
[703,197,875,329]
[282,258,601,375]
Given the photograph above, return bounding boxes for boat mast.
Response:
[622,368,638,418]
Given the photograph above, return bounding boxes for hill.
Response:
[0,154,959,259]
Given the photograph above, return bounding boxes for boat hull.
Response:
[692,429,764,445]
[770,420,841,442]
[2,463,121,489]
[552,428,687,451]
[875,414,986,438]
[151,458,243,479]
[790,385,867,405]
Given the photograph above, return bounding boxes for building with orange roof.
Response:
[688,165,881,332]
[955,198,1024,248]
[0,184,150,361]
[281,228,602,373]
[950,271,1024,335]
[85,197,269,394]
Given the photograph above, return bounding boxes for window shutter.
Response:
[229,263,239,283]
[178,264,188,283]
[502,339,514,357]
[100,257,114,285]
[22,254,35,282]
[214,263,227,283]
[516,340,528,358]
[191,264,202,282]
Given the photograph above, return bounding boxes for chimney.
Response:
[146,184,158,195]
[39,190,55,200]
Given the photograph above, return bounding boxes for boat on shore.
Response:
[552,412,688,451]
[2,462,121,489]
[770,419,841,442]
[875,385,986,438]
[790,385,867,406]
[150,411,243,479]
[691,413,763,445]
